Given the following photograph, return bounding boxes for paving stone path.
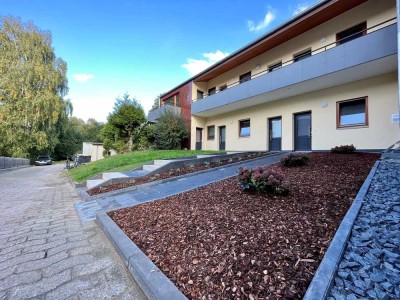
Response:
[328,160,400,299]
[0,165,145,300]
[75,153,286,222]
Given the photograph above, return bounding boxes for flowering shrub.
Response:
[331,144,356,154]
[281,154,309,167]
[238,166,289,195]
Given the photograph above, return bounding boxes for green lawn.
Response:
[68,150,220,183]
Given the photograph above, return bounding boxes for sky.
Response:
[1,0,318,122]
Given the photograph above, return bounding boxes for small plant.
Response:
[331,144,356,154]
[203,162,210,168]
[228,158,233,163]
[281,154,309,167]
[216,161,223,166]
[150,173,160,181]
[238,166,289,195]
[188,164,195,171]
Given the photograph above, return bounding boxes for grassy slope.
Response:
[68,150,219,183]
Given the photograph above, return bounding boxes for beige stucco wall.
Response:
[192,0,396,95]
[191,73,400,151]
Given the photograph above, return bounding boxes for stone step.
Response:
[102,172,128,181]
[142,164,160,172]
[153,160,171,166]
[86,179,105,189]
[196,155,215,158]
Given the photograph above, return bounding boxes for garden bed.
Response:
[88,152,269,196]
[109,153,379,299]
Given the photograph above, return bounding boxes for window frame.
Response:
[239,72,252,84]
[207,125,215,140]
[197,90,204,99]
[208,87,216,96]
[268,61,282,72]
[336,22,367,46]
[293,49,312,62]
[219,84,227,92]
[239,119,251,137]
[336,97,368,129]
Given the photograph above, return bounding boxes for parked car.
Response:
[35,155,53,166]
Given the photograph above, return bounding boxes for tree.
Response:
[0,17,69,158]
[103,93,146,152]
[150,94,162,111]
[155,110,188,150]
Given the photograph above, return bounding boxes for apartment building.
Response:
[151,0,400,151]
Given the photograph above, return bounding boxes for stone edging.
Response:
[81,152,285,201]
[303,160,380,300]
[96,211,187,300]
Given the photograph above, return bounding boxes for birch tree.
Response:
[0,17,70,158]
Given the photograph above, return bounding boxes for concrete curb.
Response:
[96,211,187,300]
[82,152,284,201]
[0,165,31,172]
[303,160,380,300]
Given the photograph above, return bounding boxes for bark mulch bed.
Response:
[88,152,269,196]
[109,153,379,299]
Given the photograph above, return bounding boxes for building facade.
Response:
[152,0,400,151]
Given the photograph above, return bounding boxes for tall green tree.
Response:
[103,93,146,152]
[0,17,69,158]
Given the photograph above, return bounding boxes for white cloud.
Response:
[182,50,230,76]
[247,10,276,32]
[73,73,95,83]
[293,3,312,16]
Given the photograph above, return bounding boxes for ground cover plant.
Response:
[280,153,309,167]
[68,150,219,182]
[331,144,356,154]
[88,152,269,196]
[109,152,379,299]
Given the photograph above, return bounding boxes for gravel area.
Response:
[109,153,379,299]
[328,160,400,300]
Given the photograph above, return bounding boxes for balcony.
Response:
[148,104,181,123]
[192,21,397,117]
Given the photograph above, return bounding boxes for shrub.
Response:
[331,144,356,154]
[281,154,309,167]
[238,166,290,195]
[154,110,189,150]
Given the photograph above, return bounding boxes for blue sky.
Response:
[1,0,318,122]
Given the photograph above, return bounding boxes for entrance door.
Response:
[219,126,226,150]
[268,117,282,151]
[294,112,312,151]
[196,128,203,150]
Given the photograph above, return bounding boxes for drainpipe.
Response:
[397,0,400,126]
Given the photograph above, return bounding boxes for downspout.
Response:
[397,0,400,125]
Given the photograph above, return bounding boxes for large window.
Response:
[293,49,311,62]
[239,72,251,84]
[239,119,251,137]
[207,125,215,140]
[208,87,216,96]
[268,61,282,72]
[197,90,204,99]
[336,22,366,45]
[337,97,368,128]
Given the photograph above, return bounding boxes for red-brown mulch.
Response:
[88,153,269,196]
[109,152,379,299]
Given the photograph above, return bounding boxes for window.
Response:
[337,97,368,128]
[239,119,250,137]
[207,125,215,140]
[268,62,282,72]
[163,95,174,106]
[208,87,216,96]
[336,22,366,45]
[294,49,311,62]
[197,90,204,99]
[219,84,227,92]
[239,72,251,84]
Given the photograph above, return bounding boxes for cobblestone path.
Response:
[0,165,144,299]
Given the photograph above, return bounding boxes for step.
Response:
[103,172,128,181]
[86,179,105,189]
[123,170,150,178]
[153,160,171,166]
[142,164,160,172]
[196,155,215,158]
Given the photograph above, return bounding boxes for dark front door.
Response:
[196,128,203,150]
[269,117,282,151]
[219,126,226,150]
[294,112,312,151]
